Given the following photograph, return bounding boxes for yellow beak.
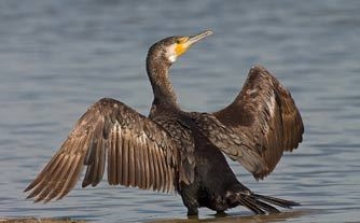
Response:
[175,30,213,57]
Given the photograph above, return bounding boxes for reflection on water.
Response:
[0,210,308,223]
[147,210,308,223]
[1,1,360,223]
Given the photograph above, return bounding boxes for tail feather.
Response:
[238,196,266,214]
[245,196,280,213]
[235,192,300,215]
[252,193,301,208]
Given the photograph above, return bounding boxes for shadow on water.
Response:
[147,210,309,223]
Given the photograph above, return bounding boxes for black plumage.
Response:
[25,30,303,215]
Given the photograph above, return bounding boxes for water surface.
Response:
[1,1,360,222]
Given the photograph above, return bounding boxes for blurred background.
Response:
[0,0,359,222]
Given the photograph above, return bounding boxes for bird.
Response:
[24,29,304,216]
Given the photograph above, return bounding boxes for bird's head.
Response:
[147,30,213,66]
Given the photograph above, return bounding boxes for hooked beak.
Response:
[185,29,213,47]
[175,30,213,57]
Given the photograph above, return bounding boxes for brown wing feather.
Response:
[212,65,304,179]
[190,112,265,175]
[24,98,179,202]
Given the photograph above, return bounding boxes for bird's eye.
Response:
[176,37,187,44]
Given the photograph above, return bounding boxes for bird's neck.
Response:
[146,57,179,109]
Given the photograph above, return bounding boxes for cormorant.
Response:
[24,30,304,216]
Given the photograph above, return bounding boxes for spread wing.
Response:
[194,65,304,180]
[24,98,179,202]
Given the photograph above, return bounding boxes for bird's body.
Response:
[25,30,304,216]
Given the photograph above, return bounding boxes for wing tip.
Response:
[24,184,33,193]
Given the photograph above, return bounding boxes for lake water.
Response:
[1,1,360,222]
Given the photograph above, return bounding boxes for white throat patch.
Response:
[168,55,177,63]
[166,44,178,63]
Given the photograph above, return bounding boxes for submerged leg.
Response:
[183,192,199,216]
[215,210,227,216]
[180,183,200,216]
[187,207,199,216]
